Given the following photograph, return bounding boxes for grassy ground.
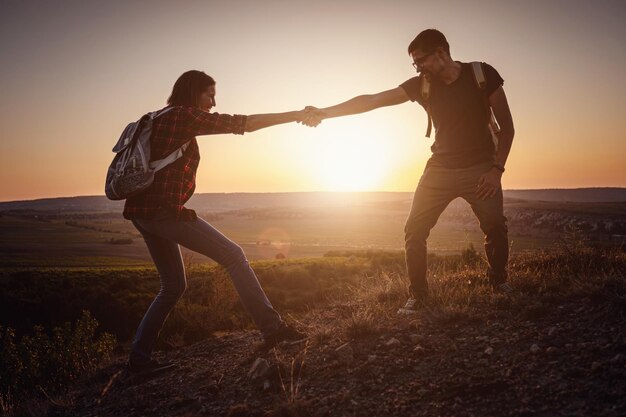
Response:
[1,242,625,416]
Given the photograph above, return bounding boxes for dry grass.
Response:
[0,392,13,417]
[345,308,379,339]
[322,244,625,338]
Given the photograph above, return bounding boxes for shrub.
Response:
[0,311,115,401]
[460,243,482,266]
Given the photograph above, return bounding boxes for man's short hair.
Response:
[408,29,450,55]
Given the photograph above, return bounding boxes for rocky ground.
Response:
[66,288,626,417]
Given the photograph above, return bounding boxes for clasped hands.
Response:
[297,106,326,127]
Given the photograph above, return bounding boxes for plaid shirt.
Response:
[123,106,247,221]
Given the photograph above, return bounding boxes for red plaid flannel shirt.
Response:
[123,106,247,221]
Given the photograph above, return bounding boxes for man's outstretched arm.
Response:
[307,87,410,121]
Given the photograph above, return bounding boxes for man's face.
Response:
[198,85,216,111]
[411,48,442,78]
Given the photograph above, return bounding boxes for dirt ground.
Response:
[69,291,626,417]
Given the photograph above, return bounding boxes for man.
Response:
[304,29,515,314]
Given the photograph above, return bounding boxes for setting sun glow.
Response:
[308,120,392,191]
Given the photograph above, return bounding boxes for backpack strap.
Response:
[149,141,191,172]
[420,75,433,138]
[420,63,500,143]
[150,106,175,120]
[147,106,190,172]
[470,61,487,89]
[470,62,501,135]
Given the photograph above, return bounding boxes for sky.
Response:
[1,0,625,202]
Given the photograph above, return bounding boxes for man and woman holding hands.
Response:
[123,29,514,375]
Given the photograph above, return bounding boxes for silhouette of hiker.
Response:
[123,71,310,375]
[303,29,515,314]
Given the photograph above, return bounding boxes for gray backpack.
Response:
[105,107,190,200]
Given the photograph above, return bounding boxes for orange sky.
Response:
[1,0,625,202]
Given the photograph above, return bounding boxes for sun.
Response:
[310,119,392,191]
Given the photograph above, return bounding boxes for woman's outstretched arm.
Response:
[245,110,315,132]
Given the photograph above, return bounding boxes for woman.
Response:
[123,70,311,375]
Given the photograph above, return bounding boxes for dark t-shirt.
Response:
[400,62,504,168]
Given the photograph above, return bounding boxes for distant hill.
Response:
[0,188,624,212]
[505,188,626,203]
[0,192,411,213]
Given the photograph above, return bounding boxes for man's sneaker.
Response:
[259,324,307,351]
[397,298,424,315]
[128,359,176,377]
[493,282,515,295]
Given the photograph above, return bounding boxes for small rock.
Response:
[546,346,559,354]
[484,347,494,355]
[476,336,489,342]
[504,368,513,377]
[386,338,401,347]
[367,354,377,362]
[530,344,541,354]
[610,354,625,364]
[591,361,601,371]
[414,345,426,354]
[548,326,557,336]
[489,337,500,345]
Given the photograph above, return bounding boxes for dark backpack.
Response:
[420,61,501,148]
[105,107,190,200]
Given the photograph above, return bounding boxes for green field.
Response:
[1,196,624,268]
[0,213,536,268]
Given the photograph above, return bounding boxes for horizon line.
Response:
[1,187,625,204]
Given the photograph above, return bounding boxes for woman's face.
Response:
[198,85,216,111]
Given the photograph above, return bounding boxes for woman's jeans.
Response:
[129,211,283,365]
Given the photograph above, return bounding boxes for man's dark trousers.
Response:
[404,161,509,298]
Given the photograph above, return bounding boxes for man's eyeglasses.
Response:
[412,50,435,70]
